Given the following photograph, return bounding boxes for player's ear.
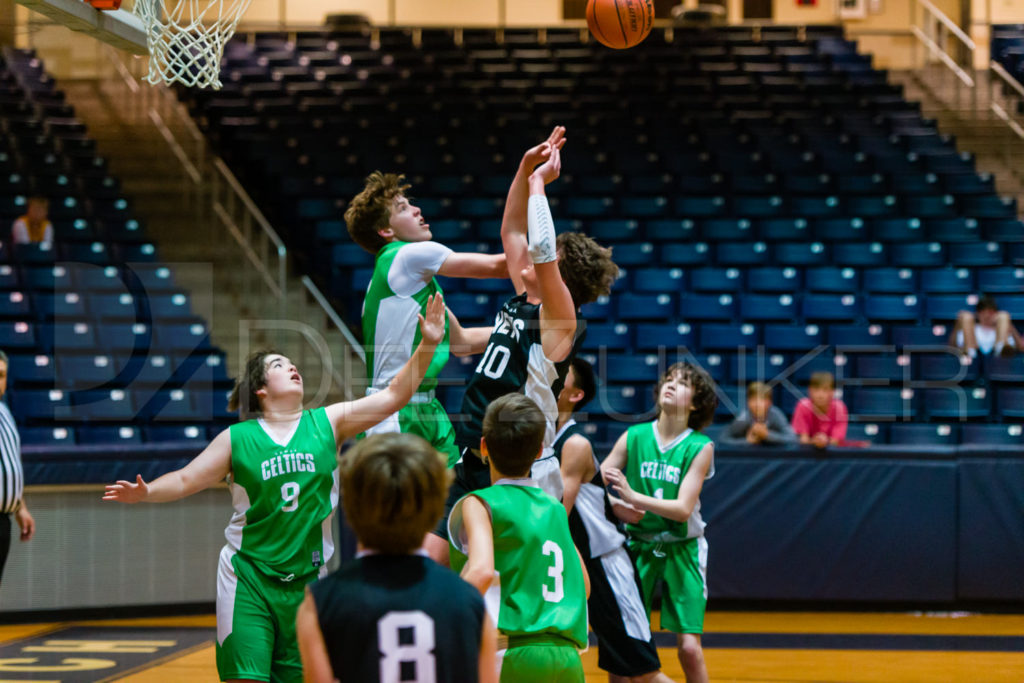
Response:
[568,387,585,405]
[479,437,489,463]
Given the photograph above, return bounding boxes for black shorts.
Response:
[587,545,662,677]
[433,446,491,540]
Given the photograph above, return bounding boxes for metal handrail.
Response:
[302,276,365,362]
[919,0,975,50]
[991,60,1024,100]
[910,25,975,87]
[991,102,1024,140]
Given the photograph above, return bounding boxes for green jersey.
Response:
[363,240,450,392]
[226,408,339,580]
[625,422,714,543]
[449,480,588,648]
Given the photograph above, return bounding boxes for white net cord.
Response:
[134,0,253,89]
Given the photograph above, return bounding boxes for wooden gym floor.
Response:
[2,611,1023,681]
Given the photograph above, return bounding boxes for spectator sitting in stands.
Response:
[720,381,797,447]
[791,372,848,449]
[951,294,1021,359]
[11,197,53,247]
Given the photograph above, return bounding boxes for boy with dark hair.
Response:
[296,432,497,683]
[346,171,507,467]
[720,382,796,447]
[791,371,848,449]
[951,293,1022,359]
[555,359,673,683]
[602,362,718,683]
[426,126,619,564]
[450,393,590,683]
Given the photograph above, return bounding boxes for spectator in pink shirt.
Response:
[791,372,848,449]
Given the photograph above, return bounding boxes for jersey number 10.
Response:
[475,342,511,379]
[378,610,436,683]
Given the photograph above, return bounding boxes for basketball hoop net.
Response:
[133,0,253,89]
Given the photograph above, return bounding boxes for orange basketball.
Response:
[586,0,654,50]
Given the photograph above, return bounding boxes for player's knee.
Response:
[996,310,1011,324]
[957,310,975,324]
[676,635,703,665]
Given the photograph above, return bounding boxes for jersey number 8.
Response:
[378,610,436,683]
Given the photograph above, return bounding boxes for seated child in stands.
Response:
[791,372,848,449]
[951,294,1021,359]
[720,381,797,447]
[11,196,53,246]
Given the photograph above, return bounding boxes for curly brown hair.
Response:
[556,232,619,308]
[654,361,718,431]
[344,171,411,254]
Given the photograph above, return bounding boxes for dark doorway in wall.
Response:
[743,0,772,20]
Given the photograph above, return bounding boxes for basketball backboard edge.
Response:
[14,0,148,55]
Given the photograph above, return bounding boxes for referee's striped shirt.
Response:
[0,401,23,514]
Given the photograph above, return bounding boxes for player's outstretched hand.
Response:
[608,495,645,525]
[418,293,446,346]
[603,467,638,506]
[103,474,150,504]
[522,126,566,170]
[529,142,562,187]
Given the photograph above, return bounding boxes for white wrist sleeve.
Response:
[527,194,558,264]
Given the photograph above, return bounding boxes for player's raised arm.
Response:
[527,142,578,363]
[326,293,446,441]
[102,428,232,504]
[605,443,714,523]
[447,307,491,357]
[501,126,566,295]
[436,251,508,280]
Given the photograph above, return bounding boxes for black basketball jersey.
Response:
[311,554,485,683]
[552,419,627,559]
[455,293,586,452]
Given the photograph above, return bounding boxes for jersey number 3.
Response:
[378,611,436,683]
[542,540,565,603]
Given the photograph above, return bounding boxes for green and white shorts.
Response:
[215,546,317,683]
[629,535,709,635]
[364,396,459,467]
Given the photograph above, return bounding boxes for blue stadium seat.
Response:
[996,386,1024,419]
[832,242,887,267]
[985,355,1024,382]
[136,388,203,421]
[977,266,1024,293]
[747,267,800,293]
[75,264,124,292]
[960,194,1017,218]
[57,354,120,389]
[0,291,32,318]
[69,388,135,421]
[580,296,611,322]
[789,195,840,217]
[758,218,808,241]
[19,425,75,446]
[699,323,759,350]
[864,294,922,322]
[601,353,662,384]
[805,266,858,293]
[732,195,784,217]
[827,324,888,347]
[95,322,152,352]
[888,423,958,447]
[763,323,824,351]
[660,242,711,267]
[153,321,213,353]
[920,267,974,294]
[948,241,1003,267]
[592,384,645,417]
[774,242,829,266]
[76,425,143,445]
[616,292,675,320]
[646,219,698,242]
[925,294,972,321]
[588,219,641,242]
[802,294,860,321]
[922,386,990,420]
[891,325,950,349]
[700,218,754,241]
[675,196,726,217]
[458,197,503,218]
[982,218,1024,242]
[814,217,867,242]
[918,352,977,383]
[716,242,770,266]
[634,322,695,352]
[21,265,73,291]
[740,293,797,321]
[890,242,945,267]
[632,268,685,293]
[620,196,669,218]
[150,293,194,320]
[126,264,177,293]
[871,217,923,242]
[846,194,899,217]
[40,321,96,352]
[144,424,209,444]
[727,351,789,384]
[927,217,980,242]
[191,388,236,422]
[690,267,743,293]
[444,293,492,322]
[680,293,736,321]
[960,423,1023,446]
[581,322,632,352]
[848,386,917,420]
[855,354,912,381]
[903,194,956,217]
[609,242,657,267]
[861,267,916,294]
[89,293,138,320]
